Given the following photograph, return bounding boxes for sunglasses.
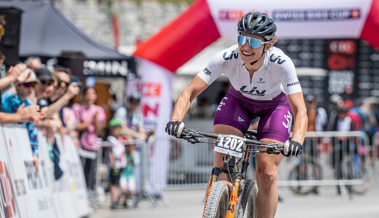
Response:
[22,82,37,88]
[61,81,70,87]
[41,80,54,86]
[237,35,269,49]
[0,27,4,36]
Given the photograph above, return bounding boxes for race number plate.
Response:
[214,135,245,158]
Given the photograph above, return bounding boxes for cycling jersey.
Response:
[197,45,302,100]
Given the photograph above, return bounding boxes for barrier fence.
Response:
[0,124,90,218]
[2,123,378,217]
[162,131,374,195]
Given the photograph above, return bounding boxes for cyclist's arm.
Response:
[171,75,209,121]
[287,92,308,144]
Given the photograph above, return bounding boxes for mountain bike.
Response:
[288,149,322,195]
[341,151,371,195]
[178,128,283,218]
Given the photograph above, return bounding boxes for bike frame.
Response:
[181,129,282,218]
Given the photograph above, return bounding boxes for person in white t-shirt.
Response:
[165,12,308,217]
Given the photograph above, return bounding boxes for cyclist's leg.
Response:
[255,139,283,218]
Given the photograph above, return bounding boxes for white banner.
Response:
[140,59,173,193]
[2,124,56,218]
[0,125,19,218]
[206,0,373,39]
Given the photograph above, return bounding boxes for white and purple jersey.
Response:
[197,45,303,143]
[197,45,302,100]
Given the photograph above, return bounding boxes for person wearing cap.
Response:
[0,64,42,124]
[107,118,127,209]
[2,69,44,172]
[34,67,55,103]
[113,93,147,140]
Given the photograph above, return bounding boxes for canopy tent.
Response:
[0,1,136,77]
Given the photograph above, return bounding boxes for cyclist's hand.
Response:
[165,121,185,138]
[282,140,302,157]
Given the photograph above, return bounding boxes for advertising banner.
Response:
[206,0,372,39]
[59,134,90,217]
[140,59,174,193]
[2,124,56,218]
[0,125,19,218]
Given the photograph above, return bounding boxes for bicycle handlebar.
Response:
[181,128,284,152]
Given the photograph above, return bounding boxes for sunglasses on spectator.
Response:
[237,35,270,49]
[22,82,37,88]
[0,27,4,36]
[41,80,54,86]
[61,81,70,87]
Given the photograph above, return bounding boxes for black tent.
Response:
[0,1,136,77]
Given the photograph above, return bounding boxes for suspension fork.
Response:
[226,144,252,217]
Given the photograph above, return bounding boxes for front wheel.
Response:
[203,181,230,218]
[237,179,258,218]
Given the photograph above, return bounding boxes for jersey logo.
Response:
[240,86,266,96]
[203,68,212,76]
[238,116,245,122]
[217,97,227,111]
[257,78,265,83]
[223,50,239,60]
[270,54,286,64]
[287,81,300,87]
[282,111,292,134]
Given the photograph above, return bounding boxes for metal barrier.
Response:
[164,131,372,193]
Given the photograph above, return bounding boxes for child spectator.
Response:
[107,119,127,209]
[120,141,139,208]
[2,69,41,171]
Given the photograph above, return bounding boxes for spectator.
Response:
[120,140,139,208]
[359,97,378,141]
[114,93,146,140]
[2,69,42,171]
[73,87,106,190]
[0,64,40,124]
[32,67,55,104]
[328,105,354,194]
[107,119,127,209]
[24,56,42,71]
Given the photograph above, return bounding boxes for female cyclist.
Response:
[166,12,308,218]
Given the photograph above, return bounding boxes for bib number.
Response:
[214,135,245,158]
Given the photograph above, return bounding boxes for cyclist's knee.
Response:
[256,168,277,189]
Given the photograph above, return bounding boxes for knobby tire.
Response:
[203,181,230,218]
[237,179,257,218]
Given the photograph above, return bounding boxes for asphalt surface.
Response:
[89,179,379,218]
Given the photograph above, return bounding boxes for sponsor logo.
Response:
[223,51,239,61]
[282,111,292,134]
[218,10,270,21]
[257,78,265,83]
[238,117,245,122]
[83,60,129,77]
[272,8,360,21]
[219,10,245,21]
[287,81,300,87]
[203,68,212,76]
[240,86,266,96]
[217,97,228,111]
[0,162,17,218]
[270,54,286,64]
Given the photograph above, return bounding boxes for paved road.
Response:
[90,180,379,218]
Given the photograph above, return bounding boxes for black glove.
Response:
[165,121,185,138]
[282,140,302,157]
